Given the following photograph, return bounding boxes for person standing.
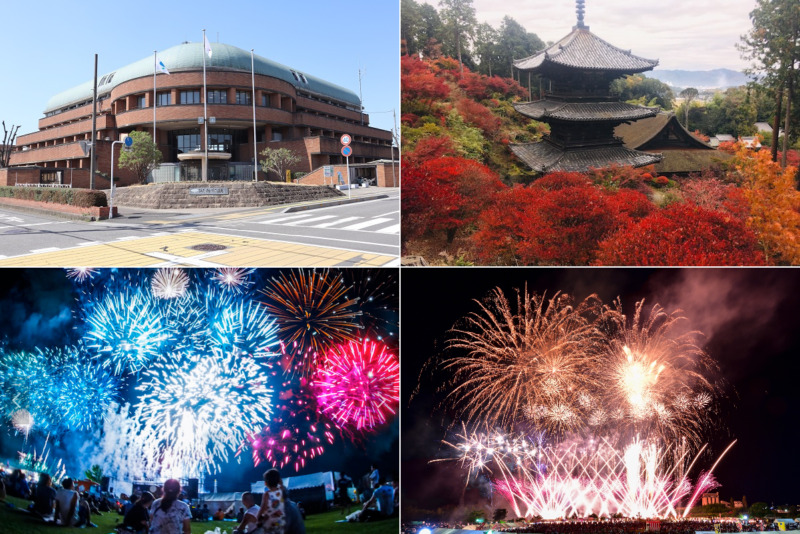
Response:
[149,479,191,534]
[257,469,286,534]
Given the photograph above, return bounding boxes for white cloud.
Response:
[418,0,758,71]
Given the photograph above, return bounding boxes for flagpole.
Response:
[251,49,257,182]
[202,29,209,182]
[153,50,157,143]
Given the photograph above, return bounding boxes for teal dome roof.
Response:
[44,42,361,113]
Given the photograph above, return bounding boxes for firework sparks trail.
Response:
[12,409,34,440]
[212,268,255,293]
[135,350,273,477]
[314,339,399,431]
[261,270,363,367]
[247,358,335,472]
[151,268,190,299]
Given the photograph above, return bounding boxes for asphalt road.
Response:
[0,189,400,267]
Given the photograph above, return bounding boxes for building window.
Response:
[180,90,200,105]
[261,94,268,107]
[272,131,283,142]
[207,90,227,104]
[138,95,147,109]
[235,91,251,105]
[157,92,171,106]
[174,131,201,153]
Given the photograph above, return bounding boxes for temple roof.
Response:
[510,141,662,173]
[514,100,659,122]
[615,112,713,150]
[514,28,658,74]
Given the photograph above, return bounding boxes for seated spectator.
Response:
[359,477,395,522]
[122,491,153,534]
[32,473,56,518]
[285,499,306,534]
[237,507,245,522]
[16,472,31,499]
[233,492,259,534]
[75,492,98,528]
[54,478,79,527]
[214,507,225,521]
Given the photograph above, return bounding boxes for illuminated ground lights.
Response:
[0,268,398,481]
[431,286,731,519]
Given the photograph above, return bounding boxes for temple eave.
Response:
[513,101,660,122]
[510,141,663,173]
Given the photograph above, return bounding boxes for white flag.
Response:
[157,58,170,75]
[204,34,212,58]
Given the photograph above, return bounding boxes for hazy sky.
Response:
[420,0,758,72]
[0,1,399,137]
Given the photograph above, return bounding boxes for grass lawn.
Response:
[1,496,398,534]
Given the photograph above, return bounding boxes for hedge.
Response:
[0,186,107,207]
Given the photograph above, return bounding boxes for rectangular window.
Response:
[176,133,201,153]
[261,94,268,107]
[180,90,200,105]
[207,90,227,104]
[235,91,251,105]
[138,95,147,109]
[157,92,171,106]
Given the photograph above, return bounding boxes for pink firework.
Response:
[248,363,334,472]
[313,340,399,431]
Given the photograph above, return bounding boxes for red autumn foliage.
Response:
[401,113,420,127]
[403,135,457,166]
[692,130,711,143]
[680,178,750,219]
[401,55,451,104]
[455,98,502,136]
[457,70,527,100]
[402,156,505,243]
[594,203,765,266]
[778,149,800,169]
[655,176,670,186]
[471,174,651,265]
[718,141,738,154]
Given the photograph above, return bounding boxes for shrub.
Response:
[0,186,106,207]
[72,190,108,207]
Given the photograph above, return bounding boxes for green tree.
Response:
[117,131,162,184]
[749,502,770,518]
[439,0,477,74]
[473,22,500,76]
[611,74,674,110]
[495,16,544,79]
[739,0,800,165]
[84,465,103,484]
[680,87,699,128]
[259,147,301,182]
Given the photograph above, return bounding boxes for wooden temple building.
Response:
[510,0,664,173]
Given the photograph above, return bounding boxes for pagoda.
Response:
[510,0,663,173]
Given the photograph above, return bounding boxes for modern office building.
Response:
[7,41,394,187]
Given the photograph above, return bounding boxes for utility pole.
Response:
[89,54,98,190]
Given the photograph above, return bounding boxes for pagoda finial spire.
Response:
[575,0,587,29]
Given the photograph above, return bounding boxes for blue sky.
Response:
[0,0,399,139]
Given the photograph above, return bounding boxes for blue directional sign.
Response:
[341,145,353,157]
[124,136,134,147]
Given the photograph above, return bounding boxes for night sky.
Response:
[401,268,800,514]
[0,268,398,492]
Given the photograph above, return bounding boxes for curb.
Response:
[0,202,99,222]
[283,195,389,213]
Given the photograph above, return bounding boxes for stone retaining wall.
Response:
[110,181,343,209]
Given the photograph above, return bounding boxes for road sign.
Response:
[341,145,353,157]
[124,136,134,147]
[340,134,352,146]
[323,165,333,178]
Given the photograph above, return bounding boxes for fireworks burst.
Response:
[261,270,363,364]
[343,269,398,345]
[444,287,606,434]
[82,285,173,374]
[65,267,99,282]
[249,360,335,472]
[12,409,34,437]
[212,268,254,293]
[135,350,273,477]
[151,268,190,299]
[314,339,399,431]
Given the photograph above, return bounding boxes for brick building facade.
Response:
[6,42,394,188]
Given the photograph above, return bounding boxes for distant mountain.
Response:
[649,69,750,90]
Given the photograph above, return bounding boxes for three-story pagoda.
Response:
[511,0,663,173]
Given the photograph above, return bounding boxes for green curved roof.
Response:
[44,42,361,113]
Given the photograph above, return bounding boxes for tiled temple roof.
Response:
[510,141,662,173]
[514,28,658,73]
[514,100,659,122]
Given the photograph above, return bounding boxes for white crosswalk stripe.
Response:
[258,214,399,234]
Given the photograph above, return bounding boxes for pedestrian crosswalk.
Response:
[258,213,399,234]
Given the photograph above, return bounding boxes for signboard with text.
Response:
[189,187,229,195]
